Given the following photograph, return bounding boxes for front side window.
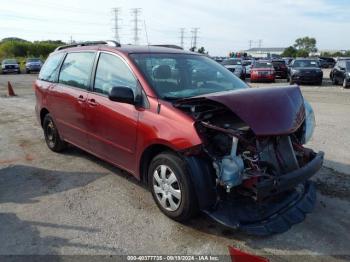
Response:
[94,53,137,95]
[130,54,247,100]
[39,53,64,82]
[59,52,95,89]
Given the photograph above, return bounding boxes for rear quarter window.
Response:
[39,53,65,82]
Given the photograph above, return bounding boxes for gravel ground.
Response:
[0,71,349,261]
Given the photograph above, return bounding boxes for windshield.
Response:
[130,54,248,100]
[293,60,319,68]
[346,61,350,69]
[222,59,242,66]
[272,61,286,67]
[243,60,252,66]
[27,58,41,62]
[254,61,273,68]
[3,59,17,64]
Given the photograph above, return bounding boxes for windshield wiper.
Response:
[163,96,180,101]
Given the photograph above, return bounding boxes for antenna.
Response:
[112,8,121,43]
[130,8,142,45]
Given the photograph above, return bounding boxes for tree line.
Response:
[0,37,65,60]
[282,36,350,58]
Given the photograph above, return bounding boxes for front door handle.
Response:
[77,95,86,102]
[87,98,98,106]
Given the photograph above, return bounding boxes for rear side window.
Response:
[59,52,95,90]
[39,53,64,82]
[94,53,137,95]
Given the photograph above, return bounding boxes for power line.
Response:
[130,8,142,45]
[112,8,121,43]
[180,28,185,48]
[191,27,199,50]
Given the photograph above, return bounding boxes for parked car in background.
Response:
[272,59,288,79]
[26,58,43,73]
[283,57,294,66]
[287,59,323,85]
[35,41,323,236]
[250,60,275,83]
[1,59,20,74]
[319,57,336,68]
[221,58,246,80]
[330,59,350,88]
[242,59,253,78]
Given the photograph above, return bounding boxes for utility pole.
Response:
[130,8,142,45]
[112,8,121,43]
[180,28,185,48]
[191,27,199,50]
[249,40,253,49]
[258,39,263,48]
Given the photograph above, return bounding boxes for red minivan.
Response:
[35,41,323,235]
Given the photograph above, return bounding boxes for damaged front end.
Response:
[176,86,324,235]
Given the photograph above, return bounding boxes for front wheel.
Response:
[343,78,349,88]
[43,114,67,152]
[148,152,198,222]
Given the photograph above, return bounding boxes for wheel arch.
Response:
[40,108,50,127]
[139,143,178,185]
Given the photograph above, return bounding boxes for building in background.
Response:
[245,47,286,58]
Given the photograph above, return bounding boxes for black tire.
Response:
[343,78,349,89]
[289,77,294,85]
[26,70,30,74]
[332,76,338,85]
[148,152,198,222]
[43,114,67,152]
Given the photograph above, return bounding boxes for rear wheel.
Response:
[343,78,349,88]
[43,114,67,152]
[148,152,198,222]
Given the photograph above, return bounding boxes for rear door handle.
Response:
[87,98,98,106]
[77,95,86,102]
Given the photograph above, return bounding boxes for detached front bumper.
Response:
[186,151,324,236]
[255,151,324,200]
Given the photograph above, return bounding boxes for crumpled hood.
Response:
[180,86,305,136]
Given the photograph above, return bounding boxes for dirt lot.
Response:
[0,71,350,261]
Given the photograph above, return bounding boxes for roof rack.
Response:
[150,44,183,50]
[55,40,121,51]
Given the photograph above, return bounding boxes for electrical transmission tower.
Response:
[191,27,199,50]
[180,28,185,48]
[112,8,121,43]
[130,8,142,45]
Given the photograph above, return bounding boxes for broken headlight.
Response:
[302,100,315,144]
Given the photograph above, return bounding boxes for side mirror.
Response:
[108,86,135,105]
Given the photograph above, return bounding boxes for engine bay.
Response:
[176,99,316,201]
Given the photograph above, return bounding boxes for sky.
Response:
[1,0,350,56]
